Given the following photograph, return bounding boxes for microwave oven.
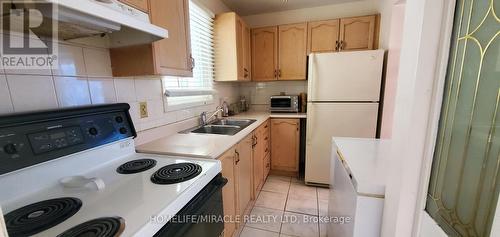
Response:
[270,95,300,112]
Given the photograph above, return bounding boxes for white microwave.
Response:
[270,95,300,113]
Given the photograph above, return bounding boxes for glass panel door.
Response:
[425,0,500,236]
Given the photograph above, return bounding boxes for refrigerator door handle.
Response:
[308,54,317,100]
[306,105,315,144]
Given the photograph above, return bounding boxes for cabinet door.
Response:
[278,23,308,80]
[339,15,376,51]
[252,27,278,81]
[236,17,245,81]
[253,131,264,196]
[308,19,340,53]
[150,0,193,76]
[264,153,271,179]
[118,0,148,12]
[236,134,253,216]
[243,22,252,80]
[271,119,300,172]
[219,148,237,237]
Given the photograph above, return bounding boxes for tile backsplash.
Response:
[0,35,240,143]
[239,81,308,111]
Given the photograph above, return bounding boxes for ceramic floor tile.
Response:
[285,195,318,216]
[240,227,279,237]
[317,188,329,200]
[319,223,328,237]
[267,175,291,183]
[280,212,319,237]
[318,199,328,217]
[291,177,302,183]
[245,207,283,232]
[289,182,317,199]
[254,191,287,211]
[262,179,290,194]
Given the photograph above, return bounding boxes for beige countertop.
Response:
[136,111,306,159]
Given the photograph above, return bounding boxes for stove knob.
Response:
[115,116,124,123]
[3,143,17,154]
[119,127,128,134]
[88,127,98,136]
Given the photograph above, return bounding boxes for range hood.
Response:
[3,0,168,48]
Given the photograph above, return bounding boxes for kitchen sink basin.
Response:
[211,119,256,128]
[189,125,242,135]
[181,119,256,136]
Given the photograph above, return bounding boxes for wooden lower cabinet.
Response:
[236,134,253,216]
[219,147,237,237]
[271,119,300,173]
[252,120,270,196]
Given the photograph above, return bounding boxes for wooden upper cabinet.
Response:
[271,119,300,172]
[110,0,193,77]
[151,0,192,76]
[251,26,278,81]
[214,12,250,81]
[308,19,340,53]
[339,15,377,51]
[118,0,148,13]
[243,22,252,80]
[278,23,308,80]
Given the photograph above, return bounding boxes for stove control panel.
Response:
[0,104,136,175]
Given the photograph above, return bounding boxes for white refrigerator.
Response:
[305,50,384,185]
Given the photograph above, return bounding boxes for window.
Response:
[162,0,215,111]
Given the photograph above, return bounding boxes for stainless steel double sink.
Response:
[180,119,257,136]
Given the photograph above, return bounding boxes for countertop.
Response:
[136,112,306,159]
[333,137,391,197]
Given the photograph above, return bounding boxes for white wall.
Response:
[242,0,379,27]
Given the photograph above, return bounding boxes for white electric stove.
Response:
[0,104,224,237]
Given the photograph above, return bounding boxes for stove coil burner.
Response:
[57,217,125,237]
[116,159,157,174]
[4,197,82,237]
[151,163,202,184]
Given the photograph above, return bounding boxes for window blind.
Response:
[187,0,214,88]
[162,1,215,112]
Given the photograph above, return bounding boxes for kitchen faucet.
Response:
[200,107,224,125]
[200,102,229,125]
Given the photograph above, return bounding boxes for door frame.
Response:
[411,0,500,235]
[379,0,458,236]
[411,0,457,235]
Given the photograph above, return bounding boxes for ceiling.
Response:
[221,0,363,16]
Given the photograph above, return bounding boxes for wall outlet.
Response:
[139,102,148,118]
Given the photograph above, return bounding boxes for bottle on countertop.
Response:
[221,101,229,117]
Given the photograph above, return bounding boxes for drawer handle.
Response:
[264,137,268,141]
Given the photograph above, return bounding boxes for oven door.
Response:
[154,174,227,237]
[271,98,293,112]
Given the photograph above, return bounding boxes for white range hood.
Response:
[5,0,168,47]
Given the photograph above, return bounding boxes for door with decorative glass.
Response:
[424,0,499,236]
